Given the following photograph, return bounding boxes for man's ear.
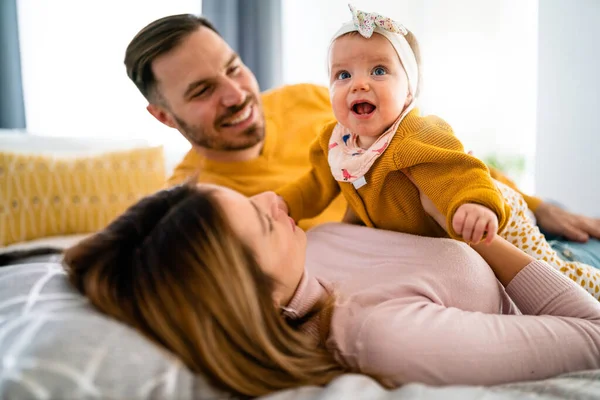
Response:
[147,103,177,129]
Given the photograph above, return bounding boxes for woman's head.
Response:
[328,7,422,141]
[218,188,306,306]
[63,183,342,397]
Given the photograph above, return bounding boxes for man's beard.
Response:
[174,96,265,151]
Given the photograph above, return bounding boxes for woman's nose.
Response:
[251,191,279,213]
[266,192,283,216]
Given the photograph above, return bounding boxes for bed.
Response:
[2,224,600,400]
[2,132,600,399]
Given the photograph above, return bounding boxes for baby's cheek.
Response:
[379,99,404,125]
[331,98,349,123]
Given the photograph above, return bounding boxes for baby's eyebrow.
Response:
[331,55,393,71]
[368,56,394,64]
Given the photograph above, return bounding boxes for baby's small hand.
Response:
[452,203,498,244]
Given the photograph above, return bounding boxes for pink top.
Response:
[283,223,600,387]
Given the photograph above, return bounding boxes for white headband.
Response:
[329,4,419,96]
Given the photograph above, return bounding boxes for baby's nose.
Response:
[352,78,369,92]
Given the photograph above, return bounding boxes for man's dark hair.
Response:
[124,14,219,102]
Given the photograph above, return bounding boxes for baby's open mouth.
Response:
[352,102,376,115]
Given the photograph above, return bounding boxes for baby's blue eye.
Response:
[373,67,386,76]
[337,71,351,80]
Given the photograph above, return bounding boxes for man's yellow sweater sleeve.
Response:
[395,127,511,240]
[275,135,340,222]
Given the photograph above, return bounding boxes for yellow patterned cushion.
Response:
[0,146,166,246]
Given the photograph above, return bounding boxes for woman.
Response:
[63,182,600,398]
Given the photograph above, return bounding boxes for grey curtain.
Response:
[0,0,26,129]
[202,0,282,91]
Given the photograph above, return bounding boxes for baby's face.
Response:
[329,33,411,142]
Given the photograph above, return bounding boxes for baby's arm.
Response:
[275,124,341,221]
[395,121,509,241]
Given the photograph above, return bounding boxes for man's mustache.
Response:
[216,96,253,126]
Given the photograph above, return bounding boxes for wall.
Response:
[282,0,425,86]
[536,0,600,216]
[282,0,538,191]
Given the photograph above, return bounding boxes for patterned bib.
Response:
[328,104,414,183]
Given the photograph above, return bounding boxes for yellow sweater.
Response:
[166,83,347,231]
[276,109,511,240]
[168,83,541,231]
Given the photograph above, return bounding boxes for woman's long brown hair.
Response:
[63,184,344,397]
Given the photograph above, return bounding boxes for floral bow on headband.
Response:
[349,4,408,38]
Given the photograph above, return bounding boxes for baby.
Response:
[276,4,600,300]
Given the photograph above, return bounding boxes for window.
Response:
[17,0,202,151]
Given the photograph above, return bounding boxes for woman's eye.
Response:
[337,71,351,80]
[228,65,240,75]
[372,67,387,76]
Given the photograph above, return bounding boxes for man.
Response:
[124,14,600,265]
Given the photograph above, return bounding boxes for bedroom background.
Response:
[2,0,599,218]
[1,1,600,399]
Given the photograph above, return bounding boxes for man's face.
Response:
[148,27,264,151]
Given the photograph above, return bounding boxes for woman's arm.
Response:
[470,236,535,287]
[357,264,600,387]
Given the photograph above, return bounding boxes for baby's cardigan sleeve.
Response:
[394,121,510,239]
[275,121,341,222]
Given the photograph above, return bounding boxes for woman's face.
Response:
[210,185,307,306]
